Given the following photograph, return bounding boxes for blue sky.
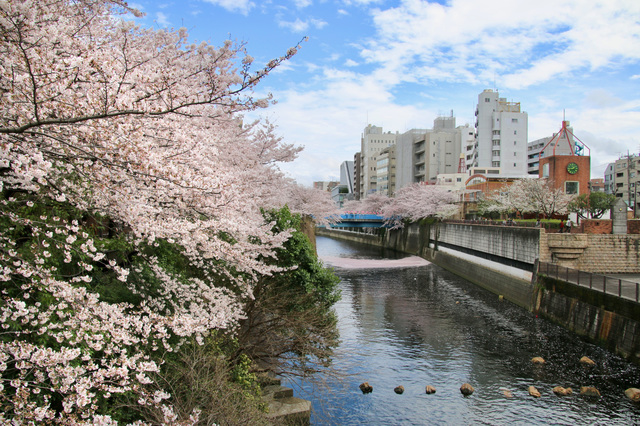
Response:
[129,0,640,186]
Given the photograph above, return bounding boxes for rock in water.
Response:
[502,389,513,398]
[359,382,373,394]
[394,385,404,394]
[460,383,474,396]
[553,386,573,396]
[579,356,596,366]
[580,386,600,397]
[625,388,640,402]
[528,386,541,398]
[425,385,436,394]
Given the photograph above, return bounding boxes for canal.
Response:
[291,236,640,425]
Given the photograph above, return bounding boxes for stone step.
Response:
[256,370,281,387]
[265,396,311,425]
[262,384,294,400]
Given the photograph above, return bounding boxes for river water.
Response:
[290,236,640,425]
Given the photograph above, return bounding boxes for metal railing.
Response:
[538,261,640,303]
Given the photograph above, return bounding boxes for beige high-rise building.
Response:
[359,125,397,199]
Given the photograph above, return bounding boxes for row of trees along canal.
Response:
[343,179,616,226]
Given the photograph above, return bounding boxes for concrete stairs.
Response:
[260,376,311,425]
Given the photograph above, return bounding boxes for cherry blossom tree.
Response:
[341,193,391,214]
[381,183,458,228]
[271,181,340,225]
[0,0,311,423]
[483,178,575,218]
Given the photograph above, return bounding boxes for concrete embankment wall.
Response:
[317,223,640,363]
[535,275,640,364]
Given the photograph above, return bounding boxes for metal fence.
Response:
[538,261,640,303]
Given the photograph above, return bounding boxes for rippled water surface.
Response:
[290,236,640,425]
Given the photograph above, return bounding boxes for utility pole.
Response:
[628,151,632,216]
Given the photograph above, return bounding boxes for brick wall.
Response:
[581,219,612,234]
[581,219,640,234]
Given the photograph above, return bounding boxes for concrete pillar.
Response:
[612,198,628,235]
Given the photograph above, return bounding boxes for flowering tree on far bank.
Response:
[341,193,391,214]
[274,181,340,225]
[482,178,575,218]
[0,0,325,423]
[381,183,458,228]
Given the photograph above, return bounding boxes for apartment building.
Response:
[359,125,397,199]
[395,116,473,191]
[605,154,640,216]
[376,145,396,197]
[470,89,528,176]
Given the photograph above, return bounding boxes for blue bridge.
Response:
[330,213,386,228]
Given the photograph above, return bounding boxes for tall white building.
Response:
[470,89,528,176]
[359,125,397,198]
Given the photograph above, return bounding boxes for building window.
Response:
[485,98,490,102]
[565,181,579,194]
[492,161,500,167]
[542,163,549,178]
[514,130,517,135]
[512,118,518,123]
[514,163,517,167]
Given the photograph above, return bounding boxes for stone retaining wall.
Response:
[540,233,640,273]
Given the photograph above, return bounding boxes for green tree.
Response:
[236,206,341,377]
[570,192,617,219]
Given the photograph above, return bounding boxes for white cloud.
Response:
[155,12,170,26]
[202,0,255,15]
[361,0,640,89]
[292,0,312,8]
[278,17,327,33]
[344,59,358,67]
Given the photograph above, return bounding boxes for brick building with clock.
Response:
[538,121,591,196]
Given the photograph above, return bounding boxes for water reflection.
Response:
[291,236,640,425]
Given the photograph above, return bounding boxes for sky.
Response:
[128,0,640,186]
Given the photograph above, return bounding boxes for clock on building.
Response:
[567,162,579,175]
